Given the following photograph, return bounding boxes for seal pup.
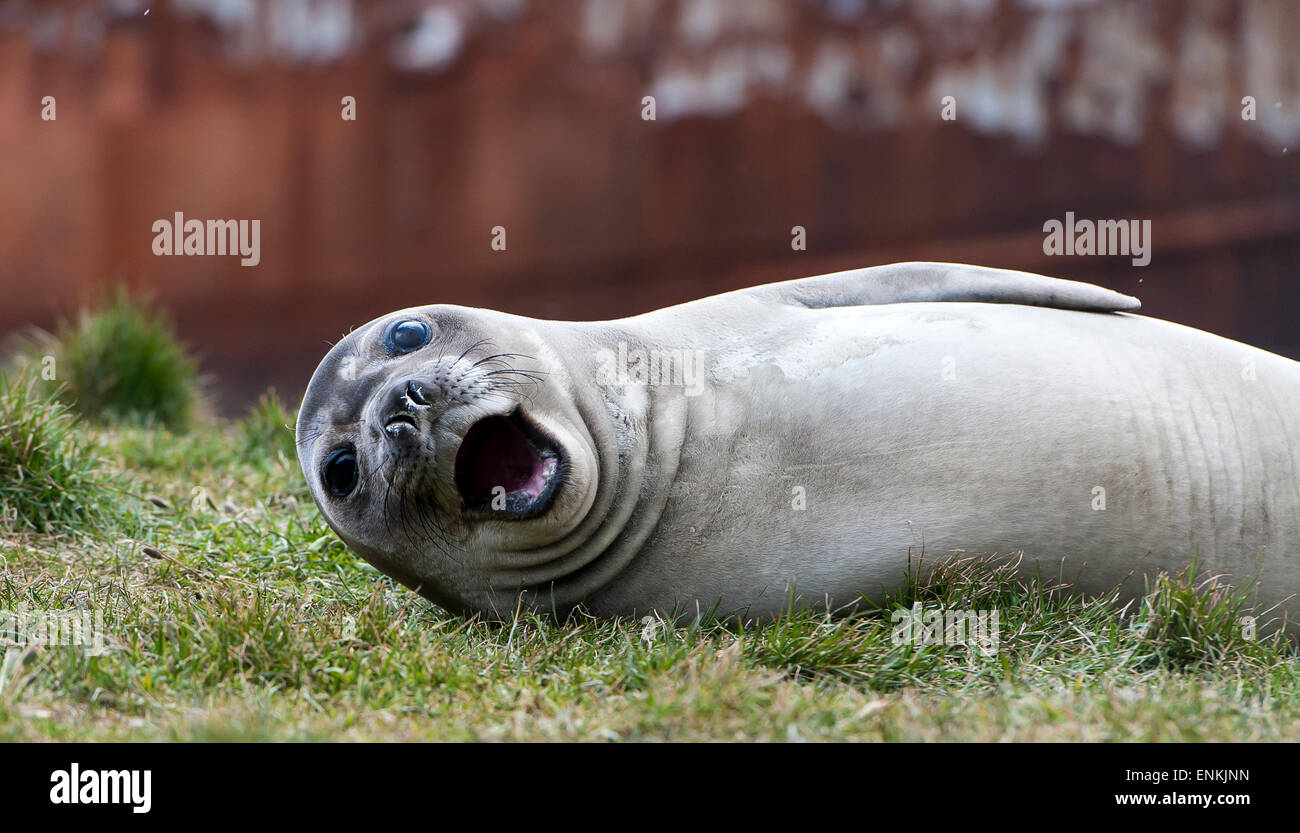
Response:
[296,262,1300,622]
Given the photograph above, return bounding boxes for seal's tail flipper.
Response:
[751,261,1141,313]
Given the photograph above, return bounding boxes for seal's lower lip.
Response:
[454,407,564,519]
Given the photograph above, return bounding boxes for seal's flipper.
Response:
[750,262,1141,313]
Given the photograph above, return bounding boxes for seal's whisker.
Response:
[380,469,398,548]
[454,338,496,365]
[469,351,537,369]
[295,428,325,448]
[474,390,521,407]
[407,479,464,563]
[479,368,545,382]
[420,492,462,562]
[359,456,389,495]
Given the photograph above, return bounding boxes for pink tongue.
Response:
[519,456,558,498]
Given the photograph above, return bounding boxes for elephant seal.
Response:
[296,262,1300,622]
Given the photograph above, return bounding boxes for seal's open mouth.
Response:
[454,408,563,518]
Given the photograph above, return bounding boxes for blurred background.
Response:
[0,0,1297,414]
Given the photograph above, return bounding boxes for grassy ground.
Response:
[2,383,1298,741]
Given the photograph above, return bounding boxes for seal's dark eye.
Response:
[323,447,358,498]
[385,319,431,354]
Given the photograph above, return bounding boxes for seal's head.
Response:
[296,306,600,613]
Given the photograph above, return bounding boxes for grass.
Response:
[236,388,298,467]
[16,288,200,430]
[0,369,119,534]
[0,399,1297,741]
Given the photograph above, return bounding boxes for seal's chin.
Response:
[454,407,564,519]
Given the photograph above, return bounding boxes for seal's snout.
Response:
[381,379,433,443]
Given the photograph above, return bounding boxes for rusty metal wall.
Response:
[0,0,1297,411]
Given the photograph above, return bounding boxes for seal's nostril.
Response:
[406,380,430,406]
